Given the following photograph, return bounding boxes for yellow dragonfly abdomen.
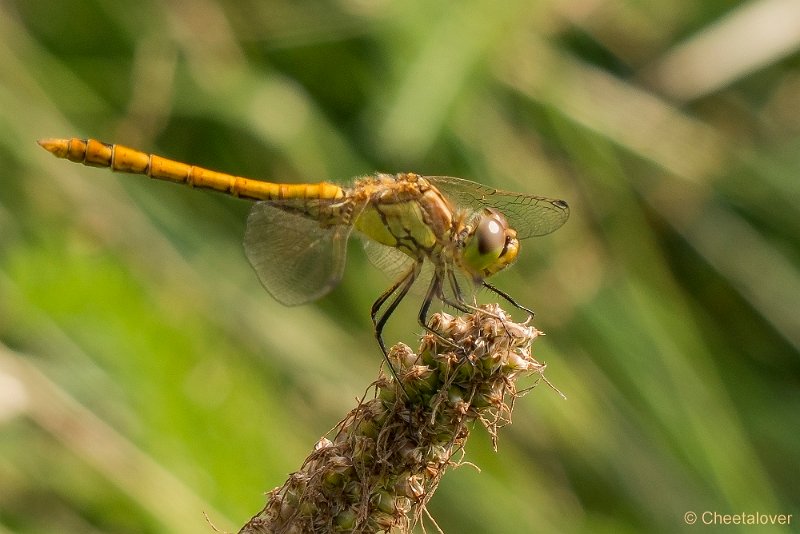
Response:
[38,137,344,202]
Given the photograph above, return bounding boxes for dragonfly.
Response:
[38,137,569,379]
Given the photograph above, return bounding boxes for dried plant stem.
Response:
[239,304,547,534]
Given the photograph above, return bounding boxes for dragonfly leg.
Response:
[371,261,422,382]
[439,269,485,315]
[441,272,533,321]
[417,272,440,332]
[443,272,520,337]
[446,269,473,311]
[417,269,493,346]
[416,271,463,351]
[482,281,535,318]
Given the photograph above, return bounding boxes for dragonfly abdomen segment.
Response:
[38,137,344,202]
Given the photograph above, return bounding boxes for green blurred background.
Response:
[1,0,798,532]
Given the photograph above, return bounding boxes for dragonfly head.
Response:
[460,208,519,280]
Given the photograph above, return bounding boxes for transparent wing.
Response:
[362,239,415,280]
[427,176,570,239]
[244,201,352,306]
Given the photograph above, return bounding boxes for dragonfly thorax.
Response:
[353,173,455,259]
[456,208,520,281]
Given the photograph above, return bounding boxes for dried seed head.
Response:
[239,305,552,534]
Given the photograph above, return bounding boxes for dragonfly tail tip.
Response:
[37,138,69,158]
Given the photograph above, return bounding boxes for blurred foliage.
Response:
[1,0,799,532]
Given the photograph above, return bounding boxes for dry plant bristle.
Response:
[239,304,547,533]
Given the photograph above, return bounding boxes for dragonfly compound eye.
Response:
[462,208,519,278]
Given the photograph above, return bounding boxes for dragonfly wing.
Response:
[362,238,445,300]
[244,201,351,306]
[427,176,570,239]
[362,238,415,280]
